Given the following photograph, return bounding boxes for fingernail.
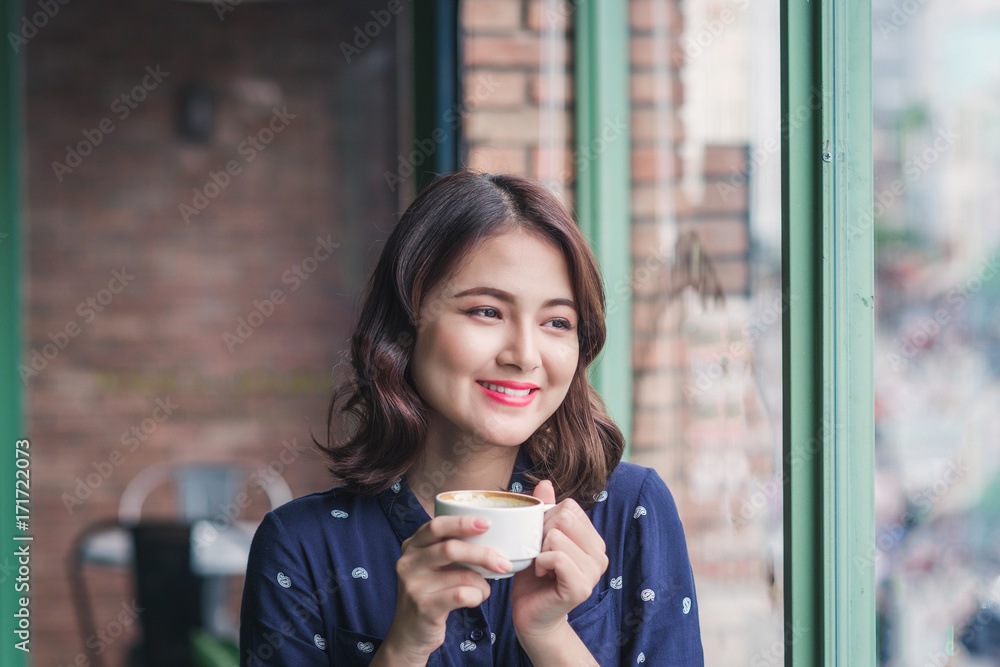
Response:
[473,518,491,530]
[497,557,512,573]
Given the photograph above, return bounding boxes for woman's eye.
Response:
[549,318,574,330]
[469,307,500,319]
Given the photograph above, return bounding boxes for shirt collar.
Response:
[377,446,538,544]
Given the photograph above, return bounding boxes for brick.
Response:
[462,0,523,31]
[712,259,750,295]
[630,34,685,69]
[632,407,685,446]
[679,218,749,257]
[631,108,685,143]
[530,71,574,105]
[465,107,544,142]
[531,144,575,182]
[631,146,684,183]
[694,177,749,213]
[465,34,543,67]
[467,145,530,175]
[467,70,528,107]
[631,70,684,106]
[634,369,687,410]
[630,0,684,35]
[703,144,748,177]
[527,0,572,32]
[633,334,687,371]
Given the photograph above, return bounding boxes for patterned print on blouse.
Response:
[313,634,326,650]
[610,576,623,589]
[331,509,349,519]
[276,572,291,588]
[351,567,369,579]
[633,506,647,519]
[510,481,523,493]
[594,490,608,502]
[640,588,655,602]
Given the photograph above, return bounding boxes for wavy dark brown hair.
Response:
[317,170,625,507]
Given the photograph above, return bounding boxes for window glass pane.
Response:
[461,0,575,207]
[628,0,784,663]
[873,1,1000,664]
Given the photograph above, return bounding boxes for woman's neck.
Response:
[406,435,520,517]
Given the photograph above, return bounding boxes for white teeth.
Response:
[479,381,532,397]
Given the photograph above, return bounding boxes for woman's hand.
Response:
[372,515,513,666]
[510,480,609,653]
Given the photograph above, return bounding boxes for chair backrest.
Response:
[131,521,202,667]
[118,460,292,524]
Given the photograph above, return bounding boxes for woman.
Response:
[240,171,703,665]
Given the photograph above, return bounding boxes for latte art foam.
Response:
[447,492,536,508]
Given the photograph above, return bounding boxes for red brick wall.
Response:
[25,1,400,664]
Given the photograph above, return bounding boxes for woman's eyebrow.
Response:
[451,286,577,310]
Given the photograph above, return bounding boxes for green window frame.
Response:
[574,1,877,665]
[1,0,25,664]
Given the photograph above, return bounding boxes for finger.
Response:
[543,512,607,562]
[533,479,557,506]
[425,538,512,575]
[543,527,607,580]
[543,500,605,560]
[406,565,493,602]
[420,583,492,618]
[406,515,491,549]
[532,549,591,600]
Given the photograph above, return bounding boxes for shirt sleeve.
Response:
[240,511,330,666]
[619,468,704,666]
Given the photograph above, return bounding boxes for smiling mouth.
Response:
[476,381,537,398]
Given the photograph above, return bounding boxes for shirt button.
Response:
[470,628,484,641]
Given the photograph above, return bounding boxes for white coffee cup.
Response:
[434,490,555,579]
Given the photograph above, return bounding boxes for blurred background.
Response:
[872,0,1000,664]
[10,0,996,665]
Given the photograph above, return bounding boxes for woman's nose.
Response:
[497,322,541,371]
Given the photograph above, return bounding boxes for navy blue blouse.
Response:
[240,451,704,666]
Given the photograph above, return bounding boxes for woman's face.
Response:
[410,228,580,456]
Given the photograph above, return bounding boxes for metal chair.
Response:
[69,459,292,667]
